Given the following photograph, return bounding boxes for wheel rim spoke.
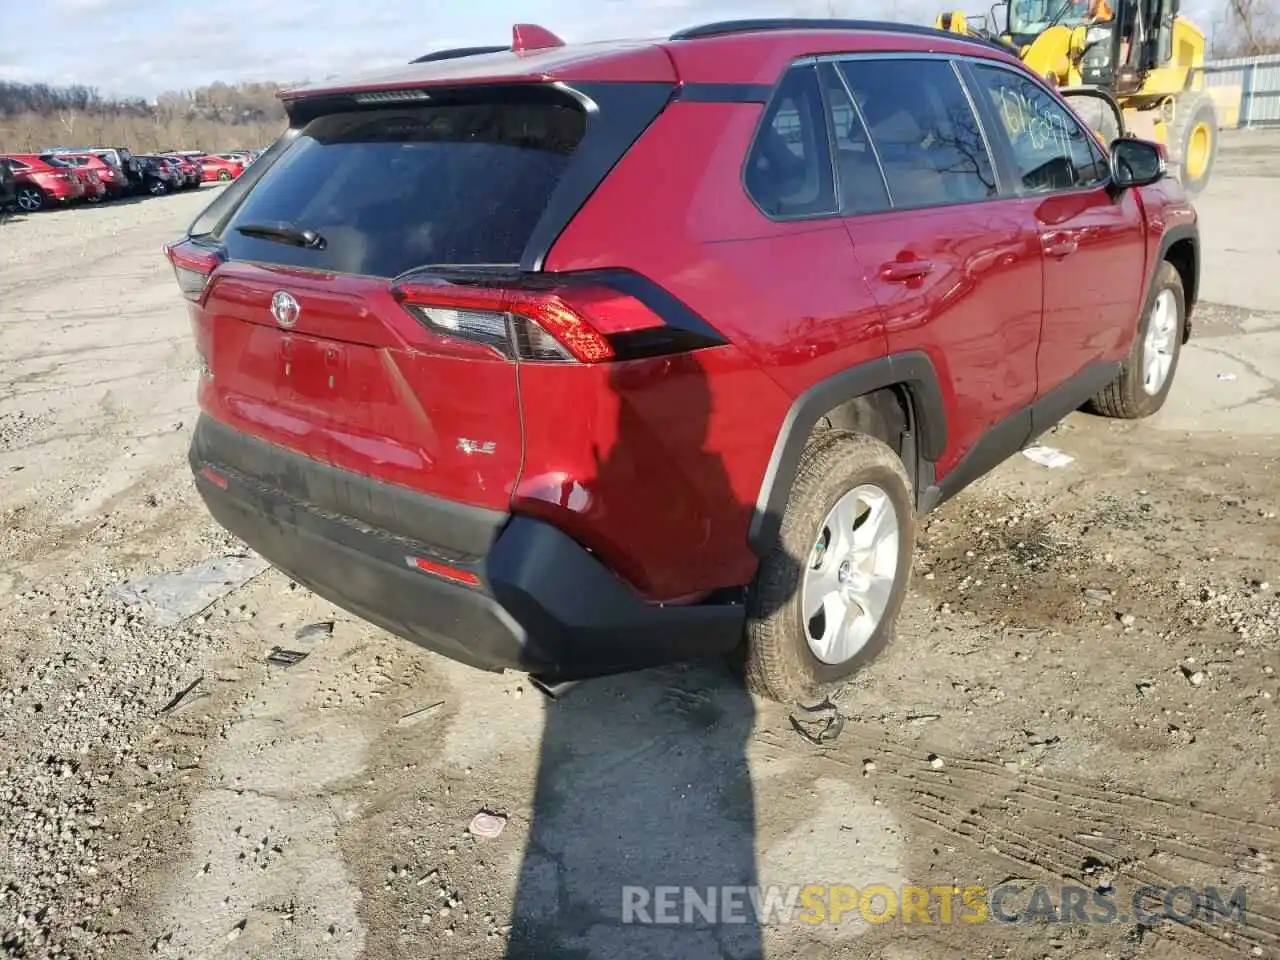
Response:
[1141,290,1177,396]
[801,482,902,666]
[803,562,840,621]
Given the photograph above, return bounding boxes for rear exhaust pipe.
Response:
[529,676,580,700]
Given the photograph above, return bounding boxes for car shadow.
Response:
[505,355,800,958]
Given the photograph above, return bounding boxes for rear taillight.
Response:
[164,240,222,302]
[391,280,675,364]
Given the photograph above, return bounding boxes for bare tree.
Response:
[1211,0,1280,56]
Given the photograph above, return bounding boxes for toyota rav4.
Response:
[169,19,1199,703]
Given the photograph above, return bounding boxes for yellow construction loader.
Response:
[935,0,1217,193]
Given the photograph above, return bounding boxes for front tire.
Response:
[1089,261,1185,419]
[743,432,915,704]
[217,170,231,182]
[1171,91,1217,196]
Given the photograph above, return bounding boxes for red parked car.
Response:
[164,155,203,189]
[58,152,127,198]
[59,154,116,200]
[168,20,1199,702]
[197,155,244,182]
[0,154,86,211]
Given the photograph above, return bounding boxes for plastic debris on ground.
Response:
[266,647,309,666]
[397,701,446,728]
[1217,372,1238,381]
[110,553,269,627]
[1021,445,1075,468]
[266,620,335,667]
[468,812,508,839]
[158,675,204,715]
[789,697,844,745]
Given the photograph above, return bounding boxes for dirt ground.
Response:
[1,128,1279,960]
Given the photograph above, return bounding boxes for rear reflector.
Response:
[164,240,223,302]
[392,280,671,364]
[405,555,481,586]
[198,465,228,489]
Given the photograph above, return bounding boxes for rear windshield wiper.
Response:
[235,221,327,250]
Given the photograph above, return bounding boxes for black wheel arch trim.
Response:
[748,350,947,556]
[1152,222,1199,341]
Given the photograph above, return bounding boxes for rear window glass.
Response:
[219,101,587,277]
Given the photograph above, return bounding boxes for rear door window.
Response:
[218,100,587,278]
[838,58,998,209]
[744,64,838,219]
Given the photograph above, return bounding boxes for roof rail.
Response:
[410,45,509,64]
[669,17,1000,50]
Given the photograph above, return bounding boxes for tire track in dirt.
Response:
[753,726,1280,956]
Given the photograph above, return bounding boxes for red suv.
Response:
[2,154,87,211]
[60,154,127,198]
[169,20,1199,703]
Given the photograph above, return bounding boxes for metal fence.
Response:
[1204,53,1280,128]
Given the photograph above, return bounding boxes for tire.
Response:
[217,170,231,182]
[14,186,44,213]
[743,431,915,704]
[148,180,166,196]
[1088,261,1185,419]
[1169,91,1217,196]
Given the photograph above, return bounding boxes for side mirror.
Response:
[1110,137,1167,188]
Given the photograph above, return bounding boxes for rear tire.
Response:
[1089,261,1185,419]
[14,186,44,212]
[217,170,231,182]
[1170,91,1217,196]
[743,432,915,704]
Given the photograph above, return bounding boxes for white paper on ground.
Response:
[1021,445,1075,469]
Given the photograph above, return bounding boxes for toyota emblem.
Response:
[271,291,300,328]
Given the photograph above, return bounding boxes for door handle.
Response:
[880,259,935,282]
[1042,233,1078,259]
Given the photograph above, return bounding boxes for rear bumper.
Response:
[189,415,743,681]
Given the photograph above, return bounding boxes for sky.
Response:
[0,0,1223,100]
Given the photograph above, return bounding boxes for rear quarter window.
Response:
[219,100,587,278]
[744,65,838,219]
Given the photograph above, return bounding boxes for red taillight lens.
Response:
[164,240,222,302]
[391,281,670,364]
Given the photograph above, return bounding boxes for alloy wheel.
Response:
[801,483,901,665]
[15,188,42,212]
[1142,289,1177,396]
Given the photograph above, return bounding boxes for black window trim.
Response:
[954,56,1116,198]
[821,60,895,212]
[744,51,1029,223]
[742,49,1123,226]
[740,59,842,224]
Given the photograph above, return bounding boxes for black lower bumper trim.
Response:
[190,419,744,681]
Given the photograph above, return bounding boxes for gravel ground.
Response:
[1,130,1279,960]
